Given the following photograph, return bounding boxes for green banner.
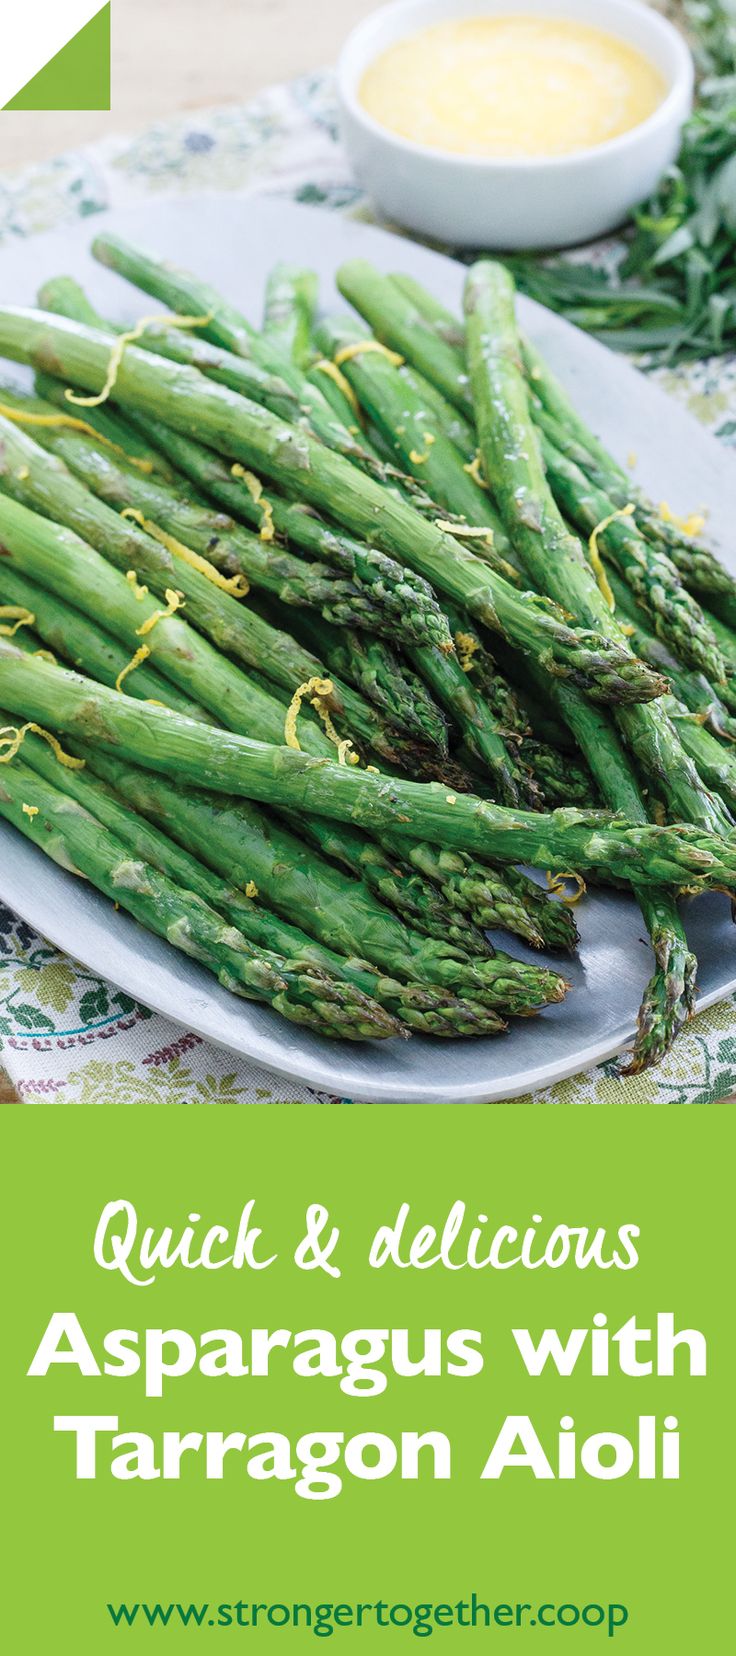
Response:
[4,1105,733,1648]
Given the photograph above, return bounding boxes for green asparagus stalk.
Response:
[338,260,473,412]
[75,746,513,1038]
[0,564,214,723]
[270,603,448,754]
[605,567,736,744]
[548,676,697,1070]
[0,413,435,769]
[464,260,731,837]
[369,834,552,949]
[3,643,735,894]
[521,334,733,587]
[406,637,532,807]
[31,713,561,1018]
[700,609,736,715]
[518,739,597,810]
[86,238,468,512]
[314,312,498,533]
[438,601,596,808]
[90,233,382,463]
[37,271,308,423]
[0,753,400,1041]
[0,304,669,705]
[498,864,580,953]
[34,368,453,654]
[0,385,420,639]
[283,811,491,951]
[262,264,318,368]
[537,425,725,682]
[4,727,404,1040]
[668,707,736,818]
[0,404,374,713]
[390,274,466,346]
[0,483,336,746]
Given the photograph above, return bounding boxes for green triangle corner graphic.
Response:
[3,3,110,111]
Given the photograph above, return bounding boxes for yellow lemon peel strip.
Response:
[284,676,334,751]
[230,465,275,543]
[455,631,479,673]
[135,589,184,637]
[65,311,214,410]
[115,643,151,693]
[463,452,489,490]
[0,605,35,638]
[284,677,359,764]
[245,881,259,899]
[22,803,39,818]
[120,508,249,596]
[435,519,494,542]
[0,723,84,769]
[126,570,149,601]
[546,870,587,906]
[334,339,404,369]
[659,501,707,539]
[587,506,636,612]
[409,447,429,465]
[34,649,57,664]
[312,359,361,418]
[0,401,153,472]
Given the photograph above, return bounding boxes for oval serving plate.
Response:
[0,194,734,1102]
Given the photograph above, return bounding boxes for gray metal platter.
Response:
[0,193,734,1103]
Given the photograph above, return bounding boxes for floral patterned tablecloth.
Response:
[1,61,735,1107]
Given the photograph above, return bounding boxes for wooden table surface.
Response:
[0,0,378,174]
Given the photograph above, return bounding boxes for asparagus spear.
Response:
[668,707,736,818]
[0,386,411,640]
[0,485,344,757]
[464,260,731,837]
[390,274,467,352]
[30,715,560,1017]
[86,239,466,514]
[2,643,735,894]
[521,334,733,585]
[283,811,491,951]
[0,304,668,705]
[0,753,401,1041]
[75,746,510,1039]
[262,264,318,368]
[498,864,580,953]
[270,603,448,755]
[537,426,725,682]
[0,405,374,712]
[700,609,736,715]
[313,312,497,532]
[0,564,214,723]
[0,382,440,642]
[90,234,382,461]
[406,637,533,807]
[34,368,453,654]
[338,260,473,412]
[605,567,736,744]
[547,676,697,1070]
[370,835,551,949]
[5,727,405,1040]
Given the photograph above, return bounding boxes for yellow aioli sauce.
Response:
[359,16,667,158]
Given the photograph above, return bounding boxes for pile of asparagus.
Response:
[0,237,734,1066]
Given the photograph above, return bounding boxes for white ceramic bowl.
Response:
[337,0,694,249]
